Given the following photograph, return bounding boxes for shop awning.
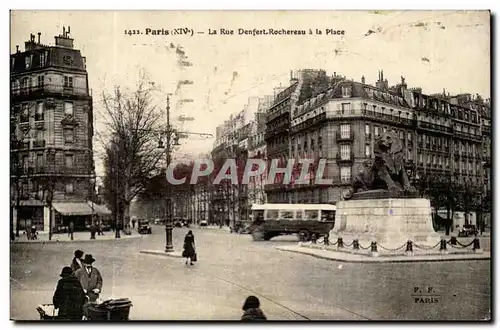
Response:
[88,202,112,215]
[52,202,94,216]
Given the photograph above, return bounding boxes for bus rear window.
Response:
[266,210,279,220]
[252,210,264,223]
[281,211,294,219]
[304,210,319,220]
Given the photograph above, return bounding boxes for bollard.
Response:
[324,233,330,246]
[473,238,482,253]
[299,232,305,242]
[439,239,448,254]
[353,239,359,250]
[450,236,457,245]
[311,234,317,244]
[406,240,413,252]
[337,237,344,249]
[370,241,380,257]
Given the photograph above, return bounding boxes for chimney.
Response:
[67,26,71,35]
[334,72,336,77]
[361,75,365,84]
[63,26,66,37]
[37,32,41,44]
[381,70,384,81]
[16,45,19,53]
[378,70,381,81]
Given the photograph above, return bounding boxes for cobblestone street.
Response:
[10,225,491,320]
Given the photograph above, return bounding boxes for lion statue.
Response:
[345,131,416,199]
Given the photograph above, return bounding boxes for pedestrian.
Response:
[68,221,75,241]
[182,230,196,266]
[74,254,103,302]
[70,250,84,274]
[53,266,87,320]
[89,223,97,240]
[132,219,136,229]
[241,295,267,321]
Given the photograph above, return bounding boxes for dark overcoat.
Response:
[182,234,196,258]
[53,275,87,320]
[74,266,103,302]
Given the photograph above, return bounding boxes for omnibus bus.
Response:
[249,203,336,241]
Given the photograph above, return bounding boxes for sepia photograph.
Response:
[8,9,491,321]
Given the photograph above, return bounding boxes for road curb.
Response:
[11,234,143,245]
[139,250,183,258]
[276,246,491,264]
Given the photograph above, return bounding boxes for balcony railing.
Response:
[10,141,30,150]
[417,121,453,134]
[335,131,354,142]
[336,152,355,162]
[363,110,415,127]
[32,140,46,148]
[11,84,89,98]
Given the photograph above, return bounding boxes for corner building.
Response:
[10,28,95,232]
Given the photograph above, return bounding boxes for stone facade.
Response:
[10,29,94,233]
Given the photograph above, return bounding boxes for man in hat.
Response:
[53,266,87,320]
[74,254,103,302]
[70,250,84,274]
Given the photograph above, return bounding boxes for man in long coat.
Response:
[74,254,103,302]
[53,266,87,320]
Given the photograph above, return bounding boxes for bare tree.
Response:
[100,74,165,235]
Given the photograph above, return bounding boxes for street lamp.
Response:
[89,175,96,226]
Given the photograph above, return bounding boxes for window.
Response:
[341,103,351,112]
[383,126,387,133]
[37,153,44,169]
[375,126,380,137]
[340,166,351,183]
[35,102,44,121]
[304,210,319,220]
[365,124,370,135]
[365,144,371,158]
[36,129,44,143]
[22,155,29,171]
[265,210,279,220]
[37,75,44,87]
[408,149,413,160]
[399,131,404,140]
[64,76,73,88]
[445,157,449,167]
[11,57,15,69]
[40,52,46,67]
[407,132,412,142]
[64,102,74,116]
[65,154,74,167]
[280,211,294,220]
[342,86,350,97]
[64,128,74,144]
[310,138,315,151]
[21,103,29,122]
[340,144,351,160]
[65,183,74,194]
[340,124,350,138]
[318,136,322,150]
[25,55,32,69]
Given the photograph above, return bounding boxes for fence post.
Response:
[337,237,344,249]
[311,233,317,244]
[324,233,329,246]
[406,240,413,256]
[370,241,379,257]
[353,239,359,250]
[450,236,457,245]
[473,238,482,253]
[439,239,448,254]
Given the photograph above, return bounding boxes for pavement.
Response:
[11,230,143,244]
[10,225,491,321]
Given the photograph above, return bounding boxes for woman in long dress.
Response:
[182,230,196,265]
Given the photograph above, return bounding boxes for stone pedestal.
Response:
[330,198,441,250]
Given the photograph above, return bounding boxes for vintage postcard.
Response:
[9,10,491,321]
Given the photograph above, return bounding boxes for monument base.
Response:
[330,198,441,250]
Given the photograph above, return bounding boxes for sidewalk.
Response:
[11,230,143,244]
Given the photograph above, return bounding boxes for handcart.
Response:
[85,298,133,321]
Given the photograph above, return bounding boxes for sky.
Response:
[10,10,490,176]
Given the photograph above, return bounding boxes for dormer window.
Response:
[342,86,351,98]
[25,55,32,69]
